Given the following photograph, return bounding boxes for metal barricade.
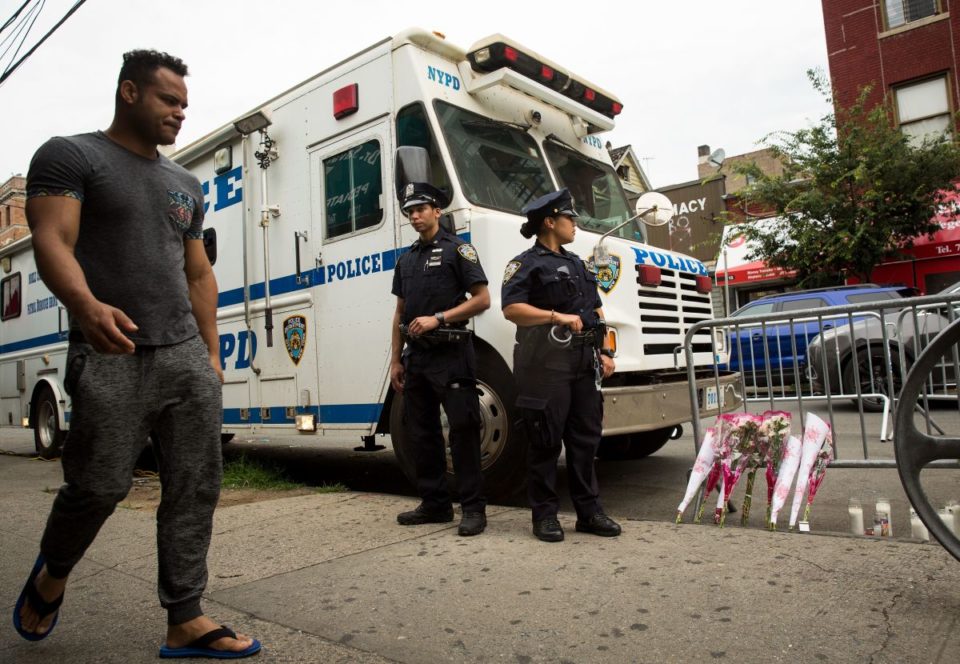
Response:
[683,291,960,469]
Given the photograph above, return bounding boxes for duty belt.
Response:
[400,324,471,347]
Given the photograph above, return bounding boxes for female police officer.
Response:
[501,188,621,542]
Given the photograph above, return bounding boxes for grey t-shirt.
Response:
[26,131,205,346]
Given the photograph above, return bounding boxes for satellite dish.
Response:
[635,191,674,227]
[708,148,726,169]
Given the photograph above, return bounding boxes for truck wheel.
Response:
[598,427,674,460]
[34,385,65,460]
[389,348,526,503]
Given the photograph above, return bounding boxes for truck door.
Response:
[308,120,397,430]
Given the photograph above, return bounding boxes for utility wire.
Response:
[0,0,41,56]
[0,0,85,87]
[0,0,33,34]
[2,0,44,70]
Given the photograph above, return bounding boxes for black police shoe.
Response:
[397,504,455,525]
[575,512,622,537]
[532,517,565,542]
[458,511,487,536]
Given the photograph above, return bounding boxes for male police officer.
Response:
[390,182,491,536]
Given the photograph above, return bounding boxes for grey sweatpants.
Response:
[40,334,223,625]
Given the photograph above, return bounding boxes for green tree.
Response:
[732,70,960,287]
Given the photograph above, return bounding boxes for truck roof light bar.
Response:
[466,37,622,118]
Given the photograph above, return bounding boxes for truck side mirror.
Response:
[395,146,432,198]
[203,227,217,266]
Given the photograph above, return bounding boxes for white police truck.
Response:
[0,28,738,497]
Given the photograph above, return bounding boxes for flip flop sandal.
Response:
[13,553,64,642]
[159,625,262,659]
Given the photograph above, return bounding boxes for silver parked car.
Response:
[806,282,958,411]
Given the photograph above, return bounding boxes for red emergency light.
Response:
[637,265,662,287]
[695,275,713,294]
[333,83,359,120]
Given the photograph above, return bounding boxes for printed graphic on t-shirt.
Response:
[167,190,196,234]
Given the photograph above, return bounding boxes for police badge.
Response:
[590,254,621,294]
[283,315,307,366]
[457,243,479,263]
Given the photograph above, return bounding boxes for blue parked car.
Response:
[722,285,916,386]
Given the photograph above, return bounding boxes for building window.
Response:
[322,139,383,240]
[1,272,21,321]
[894,75,952,146]
[884,0,939,30]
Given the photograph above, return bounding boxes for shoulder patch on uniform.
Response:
[503,260,522,284]
[457,243,479,263]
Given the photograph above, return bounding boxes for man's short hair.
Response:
[115,49,188,103]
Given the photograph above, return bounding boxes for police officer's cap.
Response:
[400,182,450,215]
[519,188,579,238]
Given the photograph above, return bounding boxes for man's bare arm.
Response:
[184,239,222,382]
[26,196,137,353]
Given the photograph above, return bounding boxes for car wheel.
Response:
[843,347,901,413]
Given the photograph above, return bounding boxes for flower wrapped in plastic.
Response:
[693,414,738,524]
[802,422,834,525]
[768,434,802,530]
[676,427,718,523]
[789,413,831,530]
[716,414,763,527]
[761,411,792,525]
[739,410,783,525]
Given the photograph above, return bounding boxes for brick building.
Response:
[0,175,28,248]
[823,0,957,144]
[822,0,960,292]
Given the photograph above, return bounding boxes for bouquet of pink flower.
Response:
[789,413,831,530]
[694,414,738,524]
[717,414,762,527]
[802,425,835,525]
[762,411,792,525]
[676,427,718,523]
[739,411,782,525]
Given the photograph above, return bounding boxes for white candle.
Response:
[910,508,930,542]
[848,498,864,536]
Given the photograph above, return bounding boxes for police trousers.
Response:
[402,341,486,513]
[515,345,603,522]
[39,335,223,625]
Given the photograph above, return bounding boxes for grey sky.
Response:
[1,0,832,188]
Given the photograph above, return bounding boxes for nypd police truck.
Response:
[0,28,738,498]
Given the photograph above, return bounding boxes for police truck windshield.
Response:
[543,141,638,242]
[435,101,552,215]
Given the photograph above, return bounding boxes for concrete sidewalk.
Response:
[2,452,960,664]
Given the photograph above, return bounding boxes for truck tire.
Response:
[598,427,674,460]
[33,384,65,460]
[389,348,526,503]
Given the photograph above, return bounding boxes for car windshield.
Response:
[434,100,553,214]
[543,139,639,241]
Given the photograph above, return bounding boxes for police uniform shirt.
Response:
[391,227,488,325]
[501,242,602,328]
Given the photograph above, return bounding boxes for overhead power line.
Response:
[0,0,87,88]
[0,0,34,34]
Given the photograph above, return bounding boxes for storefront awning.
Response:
[714,217,796,284]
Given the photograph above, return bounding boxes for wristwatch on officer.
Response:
[434,311,445,325]
[599,348,615,358]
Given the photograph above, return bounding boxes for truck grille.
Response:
[636,267,713,357]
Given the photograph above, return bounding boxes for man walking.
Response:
[390,182,490,536]
[13,50,260,658]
